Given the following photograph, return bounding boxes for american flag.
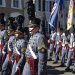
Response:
[49,0,61,31]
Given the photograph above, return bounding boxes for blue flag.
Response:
[49,0,60,31]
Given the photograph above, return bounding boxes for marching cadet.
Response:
[0,14,8,71]
[71,30,75,73]
[11,26,27,75]
[48,30,56,61]
[65,32,74,71]
[59,30,67,67]
[72,41,75,73]
[22,17,47,75]
[53,28,61,63]
[1,17,17,75]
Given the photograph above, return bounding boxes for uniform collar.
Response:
[31,31,39,36]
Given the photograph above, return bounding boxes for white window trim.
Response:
[0,0,6,7]
[11,0,22,9]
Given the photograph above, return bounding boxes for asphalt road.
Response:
[47,60,75,75]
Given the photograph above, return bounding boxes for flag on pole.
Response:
[67,0,74,30]
[49,0,60,31]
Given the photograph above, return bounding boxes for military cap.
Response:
[8,24,17,31]
[16,15,25,24]
[28,17,41,27]
[15,26,24,34]
[8,17,15,23]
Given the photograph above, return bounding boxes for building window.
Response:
[13,0,19,8]
[0,0,6,7]
[11,0,22,9]
[0,0,2,5]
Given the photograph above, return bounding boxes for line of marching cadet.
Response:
[48,28,75,73]
[1,12,75,75]
[0,13,28,75]
[0,13,48,75]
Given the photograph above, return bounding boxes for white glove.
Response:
[62,43,65,47]
[16,65,19,72]
[2,51,6,55]
[69,44,72,48]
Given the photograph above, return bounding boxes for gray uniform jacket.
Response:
[25,32,47,59]
[13,38,27,65]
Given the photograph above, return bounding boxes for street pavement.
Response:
[46,49,75,75]
[47,60,75,75]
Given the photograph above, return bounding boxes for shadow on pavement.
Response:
[47,65,65,75]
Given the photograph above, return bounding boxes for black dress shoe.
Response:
[59,64,66,67]
[72,71,75,73]
[72,70,75,73]
[47,58,52,61]
[65,67,71,72]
